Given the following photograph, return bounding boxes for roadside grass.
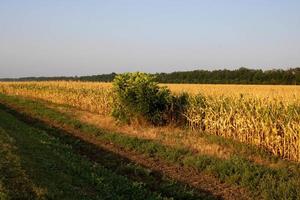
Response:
[1,93,300,199]
[54,102,283,166]
[0,96,215,200]
[0,108,169,200]
[197,132,283,166]
[0,127,37,199]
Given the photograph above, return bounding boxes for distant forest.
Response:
[1,68,300,85]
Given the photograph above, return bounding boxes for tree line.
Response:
[1,68,299,85]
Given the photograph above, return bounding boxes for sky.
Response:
[0,0,300,78]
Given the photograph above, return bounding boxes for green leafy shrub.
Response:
[112,72,172,125]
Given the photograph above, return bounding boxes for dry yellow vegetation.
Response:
[163,83,300,101]
[0,81,299,162]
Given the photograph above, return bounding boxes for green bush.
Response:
[111,72,172,125]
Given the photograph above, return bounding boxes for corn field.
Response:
[0,81,113,115]
[0,81,299,161]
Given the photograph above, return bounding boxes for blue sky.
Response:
[0,0,300,78]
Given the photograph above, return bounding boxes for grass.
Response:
[0,96,215,200]
[0,109,170,200]
[1,93,300,199]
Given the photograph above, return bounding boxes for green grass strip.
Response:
[0,107,167,199]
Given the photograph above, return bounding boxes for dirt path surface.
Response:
[97,142,250,200]
[1,102,251,200]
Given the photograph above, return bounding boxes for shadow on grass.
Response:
[0,103,219,200]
